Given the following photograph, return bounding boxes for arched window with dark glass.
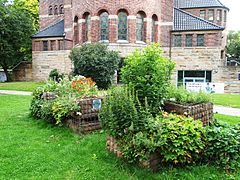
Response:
[73,16,79,45]
[85,14,91,42]
[118,11,128,40]
[136,12,145,42]
[59,5,64,14]
[54,5,58,15]
[151,15,158,42]
[100,12,109,41]
[83,13,91,42]
[49,6,53,15]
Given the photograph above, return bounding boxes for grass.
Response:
[212,93,240,108]
[214,114,240,125]
[0,82,44,92]
[0,95,239,179]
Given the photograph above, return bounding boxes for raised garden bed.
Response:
[65,97,103,133]
[107,136,161,172]
[42,92,103,133]
[163,101,213,125]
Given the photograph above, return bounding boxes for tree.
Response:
[227,31,240,61]
[14,0,39,31]
[0,0,34,81]
[70,43,120,89]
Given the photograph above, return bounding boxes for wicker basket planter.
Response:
[163,101,213,125]
[64,97,104,133]
[41,92,103,133]
[107,136,161,172]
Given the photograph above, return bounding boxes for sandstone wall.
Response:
[171,47,240,93]
[32,50,72,81]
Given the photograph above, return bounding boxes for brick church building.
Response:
[32,0,240,93]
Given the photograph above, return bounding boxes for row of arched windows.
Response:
[73,10,158,45]
[49,4,64,15]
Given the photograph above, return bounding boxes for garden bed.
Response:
[107,136,161,172]
[163,101,213,125]
[64,97,103,133]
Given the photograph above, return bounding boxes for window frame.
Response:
[197,34,205,47]
[100,12,109,41]
[136,13,144,42]
[118,11,128,41]
[42,41,48,51]
[185,34,193,47]
[208,9,214,21]
[199,10,206,19]
[173,35,182,47]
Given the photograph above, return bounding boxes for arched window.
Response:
[118,11,128,40]
[49,6,53,15]
[59,4,64,14]
[100,12,109,41]
[54,5,58,15]
[83,13,91,42]
[73,16,79,45]
[152,15,158,42]
[136,12,145,42]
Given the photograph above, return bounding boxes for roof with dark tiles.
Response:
[174,0,228,10]
[173,8,224,32]
[32,20,64,38]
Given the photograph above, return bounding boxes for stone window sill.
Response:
[117,40,129,44]
[136,41,146,45]
[99,40,109,44]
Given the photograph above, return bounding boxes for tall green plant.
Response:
[121,44,175,112]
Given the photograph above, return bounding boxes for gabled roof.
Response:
[32,20,65,38]
[174,0,229,10]
[173,8,224,32]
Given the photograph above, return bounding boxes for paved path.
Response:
[0,90,32,96]
[214,105,240,117]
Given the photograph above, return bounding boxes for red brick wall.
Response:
[39,0,64,30]
[182,8,228,27]
[172,31,223,48]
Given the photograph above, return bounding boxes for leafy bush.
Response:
[100,87,151,139]
[122,113,205,165]
[167,86,211,105]
[30,76,98,125]
[49,69,64,82]
[121,44,175,112]
[70,43,120,89]
[204,120,240,172]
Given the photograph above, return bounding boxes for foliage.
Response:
[100,87,151,139]
[121,44,175,112]
[52,96,81,124]
[30,76,98,124]
[70,43,120,89]
[122,113,205,165]
[49,69,64,82]
[204,120,240,172]
[1,95,238,179]
[167,86,211,105]
[0,0,34,81]
[226,31,240,61]
[13,0,39,31]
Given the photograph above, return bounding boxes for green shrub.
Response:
[122,113,206,165]
[121,44,175,112]
[204,120,240,172]
[30,75,97,125]
[49,69,64,82]
[69,43,120,89]
[167,86,211,105]
[99,87,151,139]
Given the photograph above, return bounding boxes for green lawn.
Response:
[214,114,240,125]
[0,82,44,92]
[212,94,240,108]
[0,95,239,179]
